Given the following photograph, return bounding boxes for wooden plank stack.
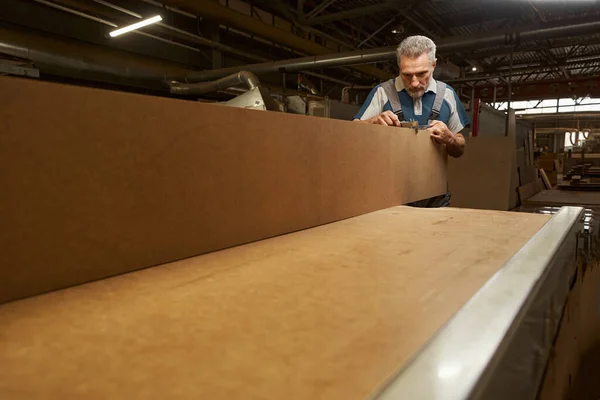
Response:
[560,163,600,189]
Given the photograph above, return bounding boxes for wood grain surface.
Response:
[0,77,446,303]
[0,206,550,400]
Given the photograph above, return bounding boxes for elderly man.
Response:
[353,35,470,207]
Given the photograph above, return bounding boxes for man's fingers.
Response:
[382,114,395,126]
[382,111,401,126]
[383,110,399,120]
[430,132,444,143]
[428,120,448,130]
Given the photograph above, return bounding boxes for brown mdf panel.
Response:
[0,78,446,304]
[0,206,550,400]
[518,179,543,203]
[448,136,515,210]
[509,149,520,208]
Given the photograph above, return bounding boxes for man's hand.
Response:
[427,120,453,144]
[354,111,401,126]
[427,120,465,158]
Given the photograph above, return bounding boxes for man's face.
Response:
[399,53,436,99]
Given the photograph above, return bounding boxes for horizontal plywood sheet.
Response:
[0,77,447,303]
[0,206,550,400]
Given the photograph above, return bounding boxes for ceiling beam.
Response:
[472,76,600,101]
[357,16,395,48]
[466,37,600,61]
[442,5,528,28]
[300,2,397,25]
[305,0,337,19]
[163,0,392,80]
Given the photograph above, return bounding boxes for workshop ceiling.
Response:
[2,0,600,100]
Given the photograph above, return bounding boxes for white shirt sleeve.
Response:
[444,89,467,134]
[356,87,387,121]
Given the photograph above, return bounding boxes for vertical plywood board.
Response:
[509,149,520,209]
[449,136,515,210]
[528,131,535,165]
[0,77,447,303]
[516,147,526,170]
[518,179,543,203]
[519,165,538,186]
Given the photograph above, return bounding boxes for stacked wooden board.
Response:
[561,163,600,189]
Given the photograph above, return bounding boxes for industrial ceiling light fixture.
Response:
[391,24,405,35]
[109,15,162,37]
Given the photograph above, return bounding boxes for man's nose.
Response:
[411,77,420,87]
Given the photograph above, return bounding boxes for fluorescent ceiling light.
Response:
[109,15,162,37]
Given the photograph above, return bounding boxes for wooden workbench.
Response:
[0,206,549,399]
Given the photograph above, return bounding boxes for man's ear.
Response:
[432,58,437,69]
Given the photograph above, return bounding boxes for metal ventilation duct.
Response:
[169,71,260,95]
[185,19,600,82]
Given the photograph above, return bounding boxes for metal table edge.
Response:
[371,206,585,400]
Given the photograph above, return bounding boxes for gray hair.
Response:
[396,35,436,65]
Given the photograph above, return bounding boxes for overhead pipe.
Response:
[169,71,260,95]
[434,20,600,53]
[186,46,396,82]
[0,28,346,94]
[186,19,600,82]
[26,0,354,90]
[160,0,391,80]
[301,71,352,86]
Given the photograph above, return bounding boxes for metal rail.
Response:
[373,206,584,400]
